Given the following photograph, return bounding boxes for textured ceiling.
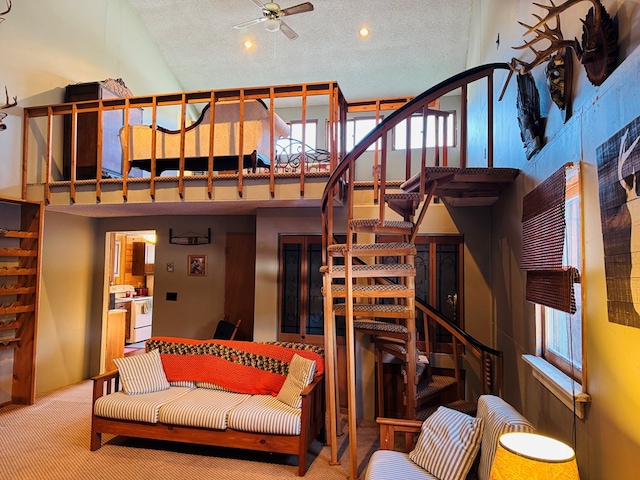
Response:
[126,0,474,101]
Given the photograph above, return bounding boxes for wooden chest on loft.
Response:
[63,78,142,180]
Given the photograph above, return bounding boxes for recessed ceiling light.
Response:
[243,39,254,49]
[359,27,369,38]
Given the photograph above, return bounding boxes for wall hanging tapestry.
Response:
[597,115,640,328]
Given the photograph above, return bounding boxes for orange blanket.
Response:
[147,337,324,396]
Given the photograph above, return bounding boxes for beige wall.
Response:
[91,215,255,375]
[467,1,640,478]
[0,0,182,396]
[3,2,639,477]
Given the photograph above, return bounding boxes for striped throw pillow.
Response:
[409,406,484,480]
[276,353,316,408]
[113,348,170,395]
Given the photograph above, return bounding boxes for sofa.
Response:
[365,395,534,480]
[90,337,325,476]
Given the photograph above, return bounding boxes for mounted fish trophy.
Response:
[501,0,618,123]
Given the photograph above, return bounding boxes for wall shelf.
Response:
[0,248,38,257]
[0,338,20,351]
[0,196,43,406]
[169,228,211,245]
[0,267,38,276]
[0,318,23,331]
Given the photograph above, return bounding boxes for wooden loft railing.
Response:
[21,81,347,204]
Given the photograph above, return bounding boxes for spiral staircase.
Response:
[320,63,520,479]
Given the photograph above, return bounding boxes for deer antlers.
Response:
[0,86,17,131]
[0,0,11,23]
[500,0,613,100]
[510,1,579,75]
[2,86,17,109]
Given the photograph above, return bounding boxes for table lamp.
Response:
[489,432,580,479]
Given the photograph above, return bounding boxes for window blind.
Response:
[521,164,579,314]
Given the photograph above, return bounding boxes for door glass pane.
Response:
[414,243,430,341]
[436,243,459,343]
[306,242,324,336]
[281,243,302,335]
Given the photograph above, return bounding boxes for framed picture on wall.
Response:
[188,255,207,277]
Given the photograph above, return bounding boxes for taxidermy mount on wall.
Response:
[1,1,16,131]
[0,86,18,131]
[501,0,618,122]
[517,72,545,160]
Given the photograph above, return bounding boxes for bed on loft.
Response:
[119,100,333,176]
[119,99,290,175]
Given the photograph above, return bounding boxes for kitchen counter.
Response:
[114,295,153,303]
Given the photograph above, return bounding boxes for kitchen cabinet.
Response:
[131,241,146,276]
[62,78,142,180]
[104,309,126,373]
[145,243,155,275]
[0,196,43,405]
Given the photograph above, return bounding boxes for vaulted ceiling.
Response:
[127,0,474,101]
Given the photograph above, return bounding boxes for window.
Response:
[345,117,380,151]
[277,120,317,151]
[539,175,582,380]
[521,163,589,416]
[393,111,456,150]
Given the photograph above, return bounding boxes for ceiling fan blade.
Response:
[233,16,267,29]
[281,2,313,16]
[250,0,266,8]
[279,20,299,40]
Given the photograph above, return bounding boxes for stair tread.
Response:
[349,219,414,229]
[416,375,458,401]
[354,319,409,335]
[328,263,414,274]
[327,242,416,254]
[415,400,478,421]
[384,192,422,200]
[332,284,411,293]
[334,303,410,313]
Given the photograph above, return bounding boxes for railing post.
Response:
[487,71,494,168]
[460,84,468,168]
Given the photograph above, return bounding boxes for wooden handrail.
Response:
[352,251,503,396]
[320,63,510,222]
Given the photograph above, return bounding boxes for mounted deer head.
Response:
[501,0,618,103]
[0,86,18,131]
[0,0,11,24]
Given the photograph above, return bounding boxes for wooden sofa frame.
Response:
[90,369,326,476]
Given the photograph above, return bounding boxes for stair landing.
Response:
[401,167,520,207]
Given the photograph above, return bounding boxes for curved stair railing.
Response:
[320,63,510,480]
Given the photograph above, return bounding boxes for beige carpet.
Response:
[0,381,379,480]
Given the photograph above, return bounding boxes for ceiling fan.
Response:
[233,1,314,40]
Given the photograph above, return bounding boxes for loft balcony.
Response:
[21,69,517,217]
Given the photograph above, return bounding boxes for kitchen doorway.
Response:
[102,230,156,372]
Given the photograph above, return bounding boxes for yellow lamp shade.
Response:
[490,432,580,480]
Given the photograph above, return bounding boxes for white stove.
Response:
[110,285,153,343]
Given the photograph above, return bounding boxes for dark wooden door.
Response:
[224,232,256,341]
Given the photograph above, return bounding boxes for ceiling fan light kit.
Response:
[234,1,314,40]
[264,18,280,32]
